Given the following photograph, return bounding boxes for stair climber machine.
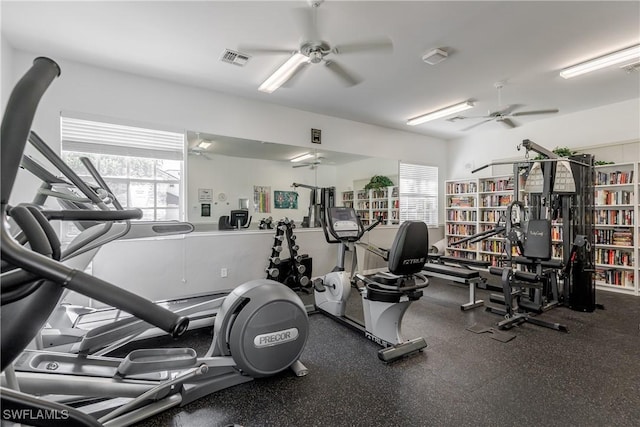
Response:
[1,57,309,426]
[313,206,429,362]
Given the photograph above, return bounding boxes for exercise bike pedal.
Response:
[313,278,326,293]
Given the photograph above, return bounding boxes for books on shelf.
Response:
[595,189,632,205]
[594,229,633,246]
[594,209,634,226]
[595,248,634,267]
[596,269,634,287]
[446,181,477,194]
[595,170,634,185]
[449,196,475,207]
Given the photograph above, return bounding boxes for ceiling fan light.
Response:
[407,101,474,126]
[291,153,314,162]
[197,141,212,149]
[259,53,308,93]
[560,44,640,79]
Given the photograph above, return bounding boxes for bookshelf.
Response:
[342,186,399,226]
[477,176,513,266]
[445,179,478,260]
[446,162,638,297]
[593,162,637,295]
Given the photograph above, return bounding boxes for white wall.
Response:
[447,98,640,180]
[1,36,14,112]
[7,49,448,209]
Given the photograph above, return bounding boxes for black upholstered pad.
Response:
[523,219,552,260]
[440,256,491,268]
[423,263,480,279]
[388,221,429,276]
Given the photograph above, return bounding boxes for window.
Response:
[60,116,185,222]
[399,162,438,226]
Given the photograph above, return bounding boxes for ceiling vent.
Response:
[422,48,448,65]
[220,49,251,66]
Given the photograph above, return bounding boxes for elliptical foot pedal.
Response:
[378,337,427,363]
[313,278,326,292]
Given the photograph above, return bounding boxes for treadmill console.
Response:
[326,207,360,240]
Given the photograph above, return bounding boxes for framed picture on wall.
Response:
[274,191,298,209]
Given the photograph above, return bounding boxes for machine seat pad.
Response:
[513,256,563,269]
[440,256,491,268]
[513,270,540,283]
[366,283,403,304]
[423,263,479,279]
[489,266,506,276]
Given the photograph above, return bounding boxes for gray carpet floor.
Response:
[133,276,640,427]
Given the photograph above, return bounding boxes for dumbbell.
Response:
[269,256,281,265]
[266,267,279,278]
[272,245,283,253]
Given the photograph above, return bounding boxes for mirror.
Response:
[186,131,399,229]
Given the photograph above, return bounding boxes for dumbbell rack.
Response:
[266,218,310,292]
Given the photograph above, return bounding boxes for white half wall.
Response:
[447,98,640,180]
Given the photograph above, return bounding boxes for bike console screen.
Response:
[326,207,360,240]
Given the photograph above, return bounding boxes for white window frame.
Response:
[399,162,439,226]
[60,115,185,222]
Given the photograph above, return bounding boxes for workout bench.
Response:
[424,255,499,311]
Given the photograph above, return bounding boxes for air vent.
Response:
[220,49,250,66]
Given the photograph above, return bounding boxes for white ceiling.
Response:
[2,1,639,140]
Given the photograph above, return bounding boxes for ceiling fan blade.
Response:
[332,37,394,55]
[237,45,295,55]
[497,118,518,129]
[461,119,494,131]
[324,60,362,86]
[494,104,523,116]
[292,6,321,43]
[512,108,559,116]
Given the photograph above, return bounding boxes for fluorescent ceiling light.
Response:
[290,153,314,162]
[560,44,640,79]
[407,101,474,126]
[197,141,212,149]
[259,53,308,93]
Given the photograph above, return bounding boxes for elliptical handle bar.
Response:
[40,207,143,221]
[28,131,108,209]
[364,215,384,233]
[1,57,188,338]
[1,57,60,203]
[80,156,125,210]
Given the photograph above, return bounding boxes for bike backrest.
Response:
[387,221,429,276]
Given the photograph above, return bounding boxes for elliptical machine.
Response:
[314,206,429,362]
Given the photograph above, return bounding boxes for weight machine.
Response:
[470,139,597,331]
[291,183,335,228]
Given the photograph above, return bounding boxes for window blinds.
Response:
[399,162,439,226]
[61,116,184,161]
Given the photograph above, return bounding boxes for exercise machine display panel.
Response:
[326,207,360,239]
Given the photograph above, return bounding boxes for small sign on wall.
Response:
[198,188,213,202]
[201,203,211,217]
[311,128,321,144]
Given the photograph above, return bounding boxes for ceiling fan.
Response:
[239,0,393,93]
[448,82,559,131]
